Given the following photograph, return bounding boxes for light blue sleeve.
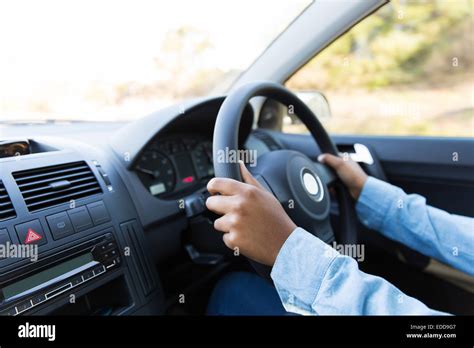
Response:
[356,177,474,276]
[271,177,474,314]
[271,228,447,315]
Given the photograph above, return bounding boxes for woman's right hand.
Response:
[318,153,368,200]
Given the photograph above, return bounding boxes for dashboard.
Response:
[135,136,213,199]
[0,95,260,316]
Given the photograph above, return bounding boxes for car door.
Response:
[256,1,474,314]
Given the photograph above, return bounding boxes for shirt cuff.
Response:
[356,176,401,232]
[270,227,339,314]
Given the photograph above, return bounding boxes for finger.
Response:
[239,161,263,189]
[318,153,345,170]
[207,177,244,196]
[206,195,236,215]
[213,215,232,233]
[222,232,237,250]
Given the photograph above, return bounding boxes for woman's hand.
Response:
[318,153,368,200]
[206,162,297,266]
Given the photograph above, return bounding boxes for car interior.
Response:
[0,0,473,317]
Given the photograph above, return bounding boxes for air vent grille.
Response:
[13,161,102,212]
[0,181,16,221]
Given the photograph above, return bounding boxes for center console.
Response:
[0,138,164,315]
[1,233,121,315]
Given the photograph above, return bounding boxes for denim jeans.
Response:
[207,271,291,316]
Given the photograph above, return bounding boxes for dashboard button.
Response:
[103,249,118,259]
[67,206,93,232]
[87,201,110,225]
[70,275,83,286]
[99,241,115,252]
[15,220,47,246]
[16,300,32,313]
[82,270,95,281]
[0,229,12,259]
[93,265,105,276]
[31,293,47,305]
[47,212,74,240]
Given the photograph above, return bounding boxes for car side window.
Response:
[283,0,473,137]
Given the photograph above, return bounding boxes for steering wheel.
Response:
[212,81,358,275]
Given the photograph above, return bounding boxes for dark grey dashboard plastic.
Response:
[0,136,165,315]
[110,96,253,169]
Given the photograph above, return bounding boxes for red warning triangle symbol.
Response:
[25,228,42,244]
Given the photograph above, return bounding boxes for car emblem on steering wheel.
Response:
[301,168,324,201]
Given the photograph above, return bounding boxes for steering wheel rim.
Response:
[212,81,357,263]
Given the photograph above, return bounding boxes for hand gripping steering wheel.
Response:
[212,81,358,275]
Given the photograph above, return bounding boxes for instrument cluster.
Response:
[135,136,214,199]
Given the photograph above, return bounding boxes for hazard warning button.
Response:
[15,220,47,246]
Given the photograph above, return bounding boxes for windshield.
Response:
[0,0,311,123]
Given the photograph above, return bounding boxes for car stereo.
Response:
[0,232,121,315]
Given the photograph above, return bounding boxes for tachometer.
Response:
[135,151,175,196]
[192,141,214,179]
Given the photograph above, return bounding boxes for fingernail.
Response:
[317,154,325,162]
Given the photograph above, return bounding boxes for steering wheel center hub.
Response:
[286,152,330,221]
[301,169,323,199]
[251,150,330,226]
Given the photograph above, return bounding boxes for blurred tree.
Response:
[114,25,228,102]
[287,0,473,91]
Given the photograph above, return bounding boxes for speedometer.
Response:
[135,151,175,196]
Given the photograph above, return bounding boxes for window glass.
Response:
[0,0,311,123]
[285,0,473,137]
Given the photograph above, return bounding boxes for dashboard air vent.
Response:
[13,161,102,212]
[0,181,16,221]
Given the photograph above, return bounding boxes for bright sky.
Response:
[0,0,310,115]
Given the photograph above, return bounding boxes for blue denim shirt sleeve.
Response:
[271,228,446,315]
[270,177,473,315]
[356,177,474,276]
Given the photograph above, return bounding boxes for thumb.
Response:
[239,161,262,188]
[318,153,344,170]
